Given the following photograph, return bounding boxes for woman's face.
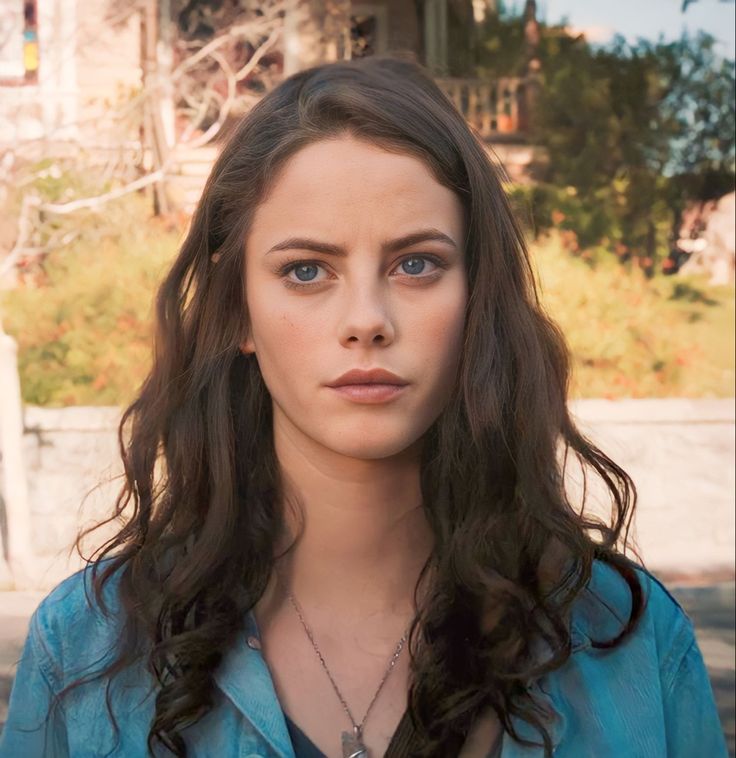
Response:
[242,135,467,460]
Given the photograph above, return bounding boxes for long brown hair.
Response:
[51,56,645,756]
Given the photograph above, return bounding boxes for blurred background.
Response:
[0,0,733,750]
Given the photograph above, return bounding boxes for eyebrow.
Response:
[265,228,458,257]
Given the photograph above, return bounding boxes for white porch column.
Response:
[0,324,35,589]
[38,0,79,140]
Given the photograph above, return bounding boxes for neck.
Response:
[266,413,435,622]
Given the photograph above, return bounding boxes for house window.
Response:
[0,0,38,84]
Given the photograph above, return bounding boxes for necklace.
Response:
[287,590,410,758]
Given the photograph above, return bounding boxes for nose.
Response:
[338,281,396,348]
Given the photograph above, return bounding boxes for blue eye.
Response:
[401,257,428,275]
[293,264,319,282]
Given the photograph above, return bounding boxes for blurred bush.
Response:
[509,181,673,271]
[2,193,182,406]
[533,233,734,398]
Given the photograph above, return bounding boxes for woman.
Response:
[0,57,727,758]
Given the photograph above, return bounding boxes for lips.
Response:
[329,383,407,403]
[326,368,409,388]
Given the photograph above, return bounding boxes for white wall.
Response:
[1,399,734,590]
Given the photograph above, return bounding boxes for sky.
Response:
[537,0,736,58]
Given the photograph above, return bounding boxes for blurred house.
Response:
[0,0,544,209]
[670,192,736,285]
[0,0,141,148]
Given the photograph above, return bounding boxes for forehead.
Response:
[248,136,464,245]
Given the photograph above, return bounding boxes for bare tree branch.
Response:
[36,170,166,215]
[233,26,283,82]
[0,195,41,281]
[171,19,275,80]
[179,49,237,149]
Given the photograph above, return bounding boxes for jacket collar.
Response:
[213,611,295,758]
[213,614,585,758]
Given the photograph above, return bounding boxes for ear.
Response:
[240,331,255,355]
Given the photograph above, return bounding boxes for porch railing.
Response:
[436,76,531,138]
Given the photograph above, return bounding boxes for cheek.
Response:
[433,297,466,341]
[247,292,324,389]
[409,285,467,370]
[250,287,312,348]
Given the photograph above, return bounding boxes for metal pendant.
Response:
[341,728,369,758]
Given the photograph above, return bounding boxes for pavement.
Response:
[669,582,735,757]
[0,582,733,754]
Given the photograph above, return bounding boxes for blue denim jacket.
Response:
[0,558,727,757]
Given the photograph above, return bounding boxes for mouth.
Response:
[325,367,410,403]
[326,368,409,388]
[328,383,408,404]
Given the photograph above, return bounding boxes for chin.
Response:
[321,428,425,461]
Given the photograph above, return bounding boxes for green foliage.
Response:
[509,182,672,270]
[2,194,182,407]
[476,13,736,262]
[652,34,736,179]
[475,10,529,78]
[529,32,735,258]
[532,31,735,186]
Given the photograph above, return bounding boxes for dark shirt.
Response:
[283,709,504,758]
[284,712,327,758]
[284,709,414,758]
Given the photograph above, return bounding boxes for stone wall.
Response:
[568,398,735,581]
[1,398,733,590]
[8,406,125,588]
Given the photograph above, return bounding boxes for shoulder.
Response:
[553,559,728,757]
[29,558,129,688]
[570,557,697,680]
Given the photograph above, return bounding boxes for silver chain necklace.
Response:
[287,590,410,758]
